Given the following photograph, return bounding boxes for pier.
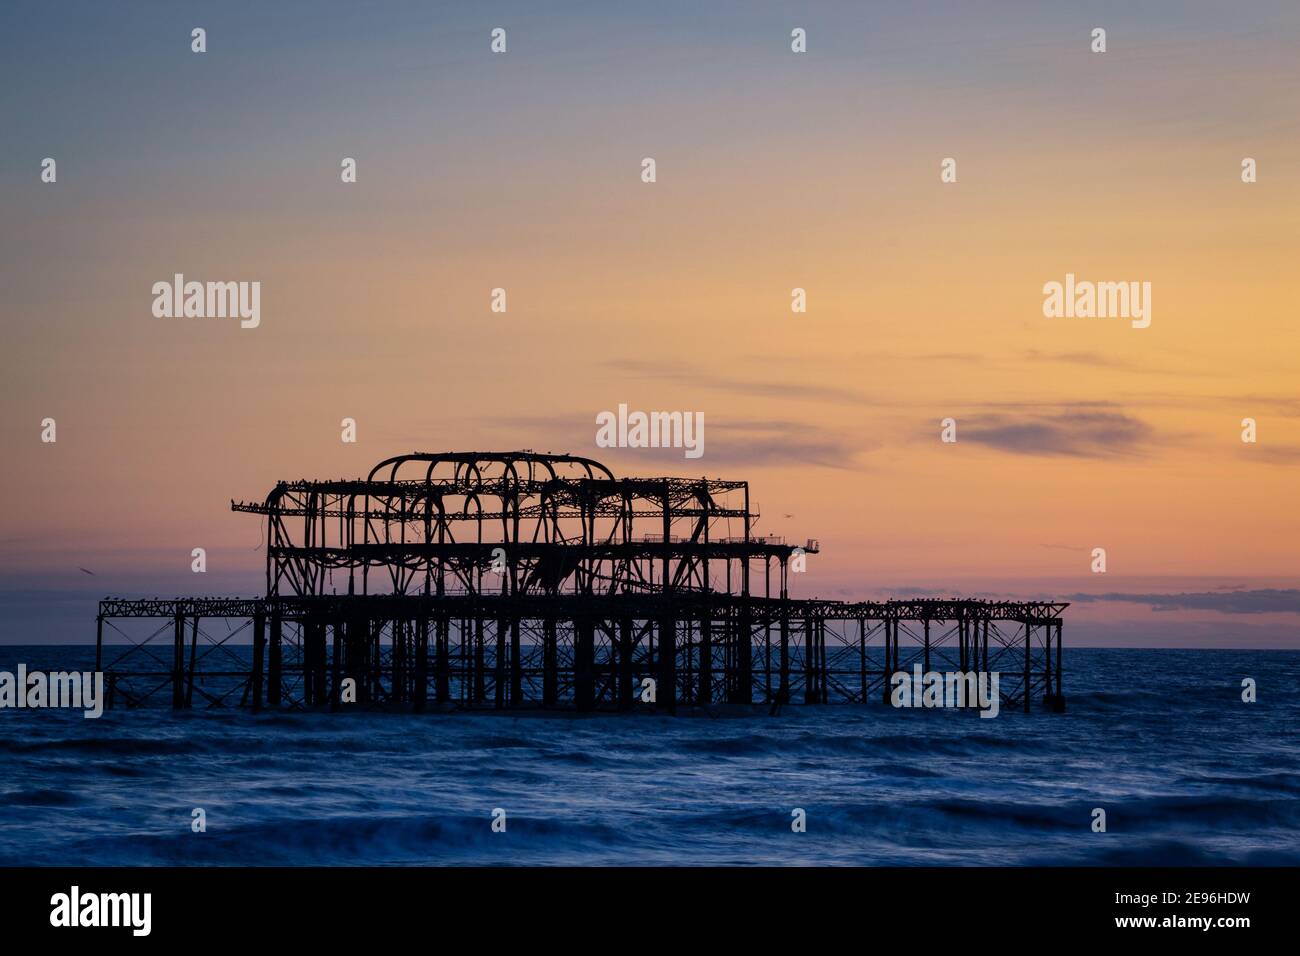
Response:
[93,452,1066,713]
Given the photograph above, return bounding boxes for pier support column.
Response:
[302,622,319,706]
[251,611,265,712]
[698,615,712,705]
[882,618,894,706]
[778,604,790,705]
[474,618,486,704]
[172,612,185,709]
[267,612,282,706]
[314,622,328,704]
[813,618,824,704]
[436,616,450,704]
[743,606,754,702]
[494,618,506,708]
[1044,620,1053,701]
[1055,621,1063,705]
[657,615,676,714]
[461,618,470,704]
[963,616,976,708]
[734,604,752,704]
[574,617,595,711]
[617,618,633,711]
[803,616,816,704]
[923,618,931,678]
[371,618,382,704]
[982,619,989,675]
[1023,621,1032,714]
[344,614,368,705]
[509,617,522,706]
[1043,619,1065,712]
[414,616,428,712]
[858,618,867,704]
[763,612,772,704]
[301,622,314,706]
[543,616,558,708]
[391,619,405,705]
[329,621,343,710]
[186,617,198,708]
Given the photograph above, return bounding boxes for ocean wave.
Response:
[1119,794,1300,828]
[1,647,1298,865]
[1174,771,1300,794]
[74,811,635,866]
[3,787,80,807]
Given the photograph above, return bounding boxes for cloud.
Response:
[1021,349,1219,378]
[1026,349,1129,368]
[1220,394,1300,418]
[606,358,868,405]
[1067,589,1300,614]
[594,419,868,471]
[961,410,1154,458]
[1248,445,1300,465]
[693,420,869,470]
[462,414,868,471]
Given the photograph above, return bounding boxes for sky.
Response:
[2,1,1298,646]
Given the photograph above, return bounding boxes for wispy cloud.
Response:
[1068,589,1300,614]
[692,420,870,470]
[961,411,1155,458]
[1247,445,1300,465]
[1219,394,1300,418]
[462,414,868,471]
[1020,349,1220,378]
[592,419,869,471]
[606,358,869,405]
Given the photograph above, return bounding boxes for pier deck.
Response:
[90,452,1066,714]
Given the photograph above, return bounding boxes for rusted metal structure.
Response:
[94,452,1066,714]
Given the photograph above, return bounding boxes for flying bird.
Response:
[78,567,95,576]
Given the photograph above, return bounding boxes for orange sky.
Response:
[2,1,1298,644]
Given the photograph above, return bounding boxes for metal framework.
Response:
[93,452,1067,714]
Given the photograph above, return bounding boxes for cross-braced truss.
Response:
[95,452,1066,714]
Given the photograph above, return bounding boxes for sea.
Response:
[1,647,1297,866]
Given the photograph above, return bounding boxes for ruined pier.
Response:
[94,452,1066,713]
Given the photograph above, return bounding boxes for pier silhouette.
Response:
[93,452,1066,713]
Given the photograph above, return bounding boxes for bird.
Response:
[78,567,95,576]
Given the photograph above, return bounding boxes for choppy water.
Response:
[0,647,1297,865]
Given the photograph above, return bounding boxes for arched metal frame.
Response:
[93,452,1066,714]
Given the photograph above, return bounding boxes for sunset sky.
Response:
[2,1,1298,645]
